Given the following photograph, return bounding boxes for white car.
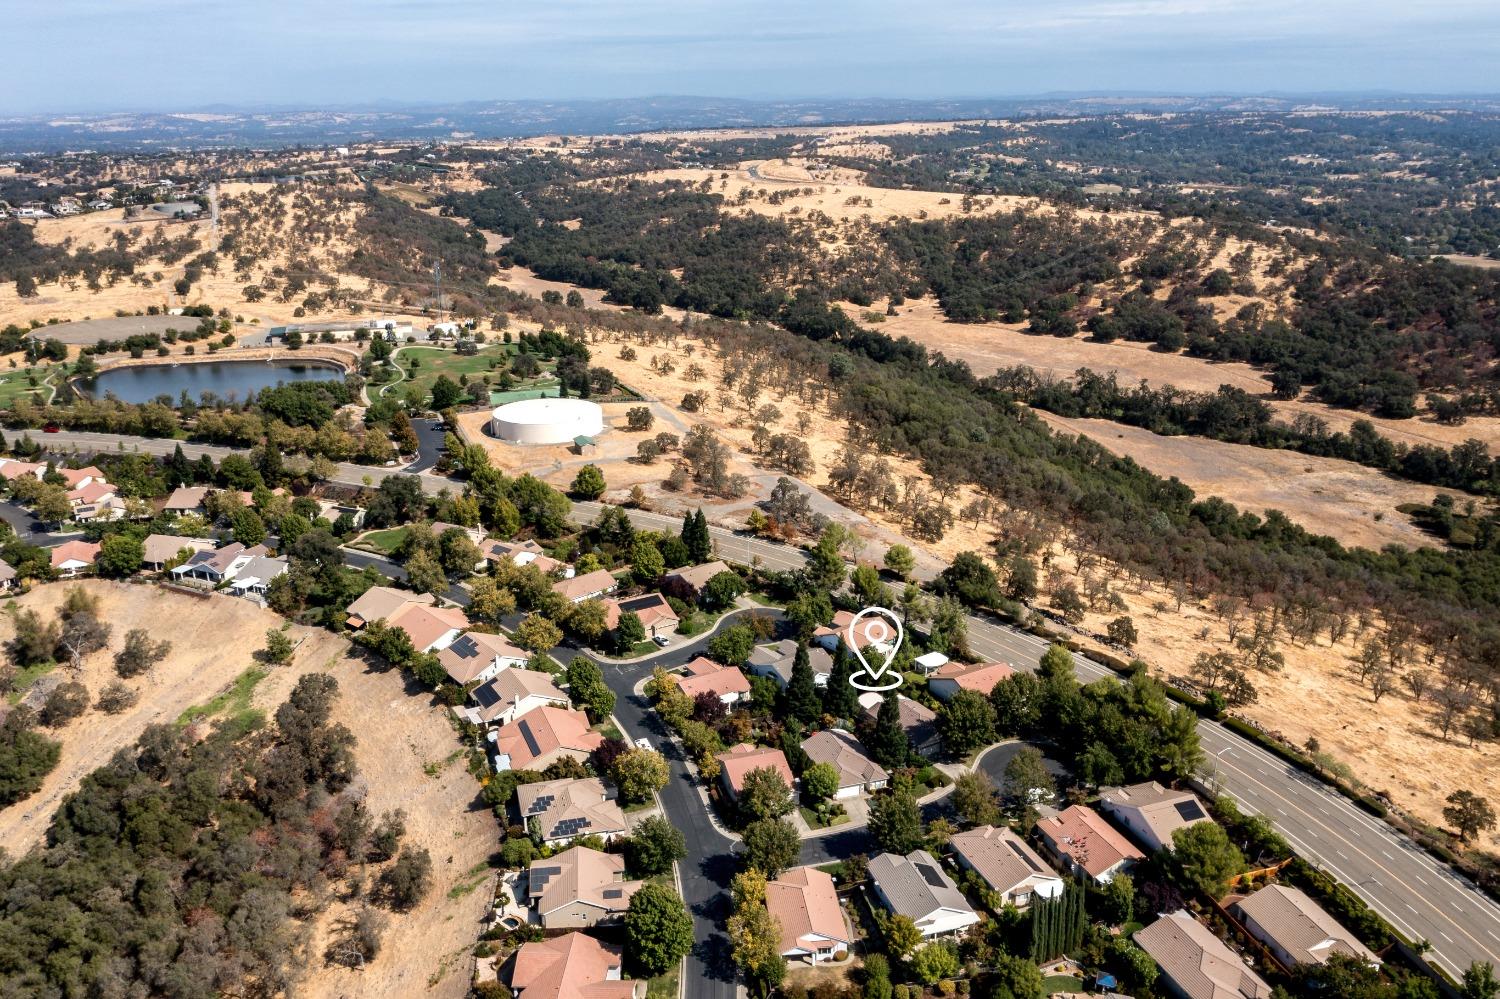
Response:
[634,737,652,752]
[653,635,670,647]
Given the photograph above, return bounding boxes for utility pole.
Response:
[432,260,443,323]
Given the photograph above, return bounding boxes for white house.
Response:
[867,850,981,939]
[225,555,289,597]
[438,631,531,687]
[170,543,267,585]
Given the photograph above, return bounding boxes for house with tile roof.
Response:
[747,640,833,688]
[552,568,619,604]
[602,592,679,637]
[50,540,101,577]
[714,743,796,803]
[461,665,570,727]
[439,630,531,686]
[528,846,643,928]
[668,656,751,705]
[1231,885,1378,970]
[141,534,216,570]
[1135,909,1272,999]
[928,661,1016,702]
[800,729,888,798]
[344,585,469,652]
[169,542,266,585]
[1100,781,1212,853]
[507,932,641,999]
[858,692,942,759]
[492,706,604,772]
[949,825,1065,909]
[814,609,896,657]
[481,538,574,578]
[868,850,981,940]
[662,560,732,601]
[516,777,628,847]
[766,867,853,964]
[1035,804,1145,884]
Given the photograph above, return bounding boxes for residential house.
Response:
[141,534,216,571]
[516,777,628,847]
[508,932,641,999]
[948,825,1065,909]
[1035,804,1145,884]
[914,651,949,675]
[1100,782,1212,853]
[867,850,982,939]
[0,459,44,481]
[814,609,896,657]
[1135,910,1272,999]
[0,559,15,591]
[668,656,751,706]
[747,640,833,688]
[430,520,487,545]
[552,568,618,604]
[800,729,888,798]
[857,692,942,759]
[1231,885,1379,970]
[661,560,732,601]
[170,543,267,585]
[50,540,101,577]
[226,555,289,597]
[461,665,570,727]
[344,585,469,652]
[602,592,679,637]
[528,846,642,928]
[55,466,106,490]
[928,661,1016,702]
[162,485,212,515]
[480,538,574,578]
[766,867,853,964]
[315,500,365,529]
[438,631,531,686]
[491,705,603,772]
[714,743,796,803]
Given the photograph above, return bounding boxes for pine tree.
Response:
[868,691,912,769]
[681,508,713,563]
[786,644,822,725]
[822,646,859,719]
[167,443,193,488]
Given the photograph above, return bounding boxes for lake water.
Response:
[86,360,345,405]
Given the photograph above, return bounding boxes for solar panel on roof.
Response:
[527,795,554,814]
[520,722,542,758]
[1174,800,1206,822]
[916,863,947,889]
[602,888,623,899]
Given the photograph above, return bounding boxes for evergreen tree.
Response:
[166,443,193,488]
[785,644,822,725]
[868,787,923,854]
[681,508,713,563]
[822,646,859,719]
[867,691,911,769]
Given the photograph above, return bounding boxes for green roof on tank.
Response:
[573,435,594,446]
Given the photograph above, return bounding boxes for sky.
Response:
[4,0,1498,112]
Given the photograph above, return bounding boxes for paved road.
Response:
[14,428,456,496]
[404,417,447,473]
[576,501,1500,975]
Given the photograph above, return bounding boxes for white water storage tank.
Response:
[489,397,604,444]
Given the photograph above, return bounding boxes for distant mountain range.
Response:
[5,94,1500,151]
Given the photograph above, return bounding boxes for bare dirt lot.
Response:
[0,582,494,998]
[1036,412,1455,549]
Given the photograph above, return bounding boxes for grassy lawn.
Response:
[352,526,409,555]
[383,344,518,403]
[743,591,784,608]
[674,613,712,638]
[596,720,624,742]
[489,380,562,405]
[0,367,57,406]
[6,660,58,705]
[1041,974,1087,993]
[178,667,268,727]
[644,960,680,999]
[799,805,851,830]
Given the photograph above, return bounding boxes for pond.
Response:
[85,359,345,405]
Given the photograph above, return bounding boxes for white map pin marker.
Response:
[847,606,904,692]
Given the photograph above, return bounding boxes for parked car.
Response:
[653,635,671,647]
[634,737,652,752]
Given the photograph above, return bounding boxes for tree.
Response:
[114,628,169,678]
[263,628,296,665]
[1038,642,1074,681]
[1444,791,1498,845]
[514,613,563,653]
[884,544,917,580]
[1004,554,1039,602]
[1462,962,1500,999]
[990,673,1042,736]
[728,869,786,998]
[626,406,654,431]
[868,692,912,769]
[625,883,693,976]
[908,941,960,985]
[613,610,646,652]
[437,530,482,578]
[630,537,665,583]
[807,525,846,590]
[927,597,968,657]
[936,551,1002,608]
[851,563,891,607]
[625,815,686,876]
[869,788,924,854]
[95,680,139,714]
[1107,616,1138,646]
[802,761,840,803]
[1097,873,1136,926]
[403,548,447,596]
[429,375,464,410]
[740,766,795,821]
[680,508,713,563]
[882,914,923,959]
[937,689,997,757]
[41,681,90,726]
[741,818,800,877]
[611,748,669,805]
[468,577,517,625]
[97,533,144,577]
[701,570,746,611]
[1003,746,1054,809]
[953,770,1002,828]
[991,953,1045,999]
[706,624,754,666]
[57,612,111,669]
[231,507,267,546]
[566,656,616,722]
[822,648,860,719]
[1169,822,1246,898]
[31,485,72,526]
[785,644,822,724]
[0,710,61,805]
[570,463,606,500]
[379,847,432,911]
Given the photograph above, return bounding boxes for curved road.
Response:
[18,433,1498,975]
